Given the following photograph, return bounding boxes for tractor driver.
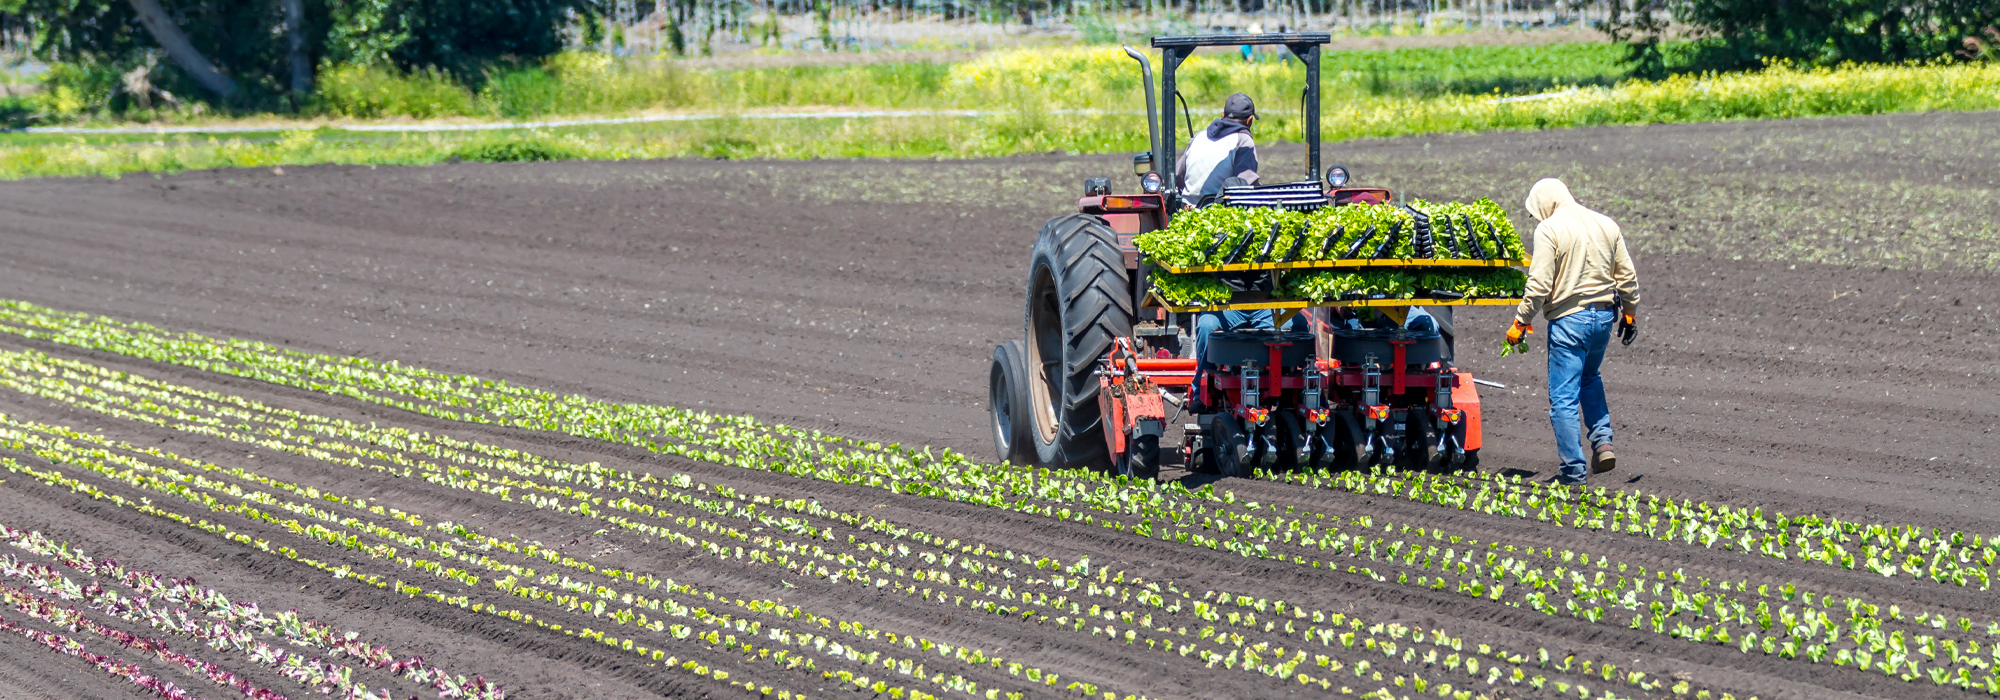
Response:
[1176,92,1261,206]
[1182,93,1281,411]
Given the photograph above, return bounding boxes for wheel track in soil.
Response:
[0,336,1976,696]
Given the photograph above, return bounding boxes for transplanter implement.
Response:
[993,30,1510,481]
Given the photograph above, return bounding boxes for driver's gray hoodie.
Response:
[1176,118,1259,200]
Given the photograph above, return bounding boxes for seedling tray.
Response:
[1154,257,1529,274]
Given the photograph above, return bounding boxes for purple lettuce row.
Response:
[1,556,395,699]
[1,525,504,700]
[0,587,281,700]
[0,615,203,699]
[4,525,391,661]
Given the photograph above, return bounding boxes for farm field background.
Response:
[10,42,2000,179]
[0,110,1997,699]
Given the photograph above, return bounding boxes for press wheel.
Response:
[1214,413,1255,479]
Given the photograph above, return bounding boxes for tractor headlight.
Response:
[1141,171,1164,194]
[1133,152,1154,175]
[1325,165,1350,188]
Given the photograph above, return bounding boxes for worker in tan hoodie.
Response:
[1505,178,1640,486]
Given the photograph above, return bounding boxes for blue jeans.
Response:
[1547,307,1615,484]
[1193,310,1308,405]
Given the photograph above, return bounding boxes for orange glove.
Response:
[1506,320,1533,346]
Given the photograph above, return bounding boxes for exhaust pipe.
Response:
[1122,45,1165,192]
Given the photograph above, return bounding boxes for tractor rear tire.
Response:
[989,340,1036,465]
[1024,214,1133,469]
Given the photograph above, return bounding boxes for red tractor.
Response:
[988,32,1520,480]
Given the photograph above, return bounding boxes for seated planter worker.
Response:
[1175,93,1261,207]
[1190,307,1310,412]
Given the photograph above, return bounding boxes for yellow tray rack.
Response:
[1144,256,1529,313]
[1144,295,1523,314]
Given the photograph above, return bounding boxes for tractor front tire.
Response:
[989,340,1036,465]
[1024,214,1133,469]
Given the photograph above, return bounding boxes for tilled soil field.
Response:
[1,111,1998,700]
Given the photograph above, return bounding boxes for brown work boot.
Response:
[1591,444,1616,474]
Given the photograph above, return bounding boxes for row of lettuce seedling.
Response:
[7,349,1993,697]
[0,358,1744,696]
[0,381,1676,700]
[0,434,822,700]
[0,300,1986,604]
[3,525,481,688]
[1,408,1482,700]
[5,347,1992,696]
[1,299,1987,586]
[0,414,1139,700]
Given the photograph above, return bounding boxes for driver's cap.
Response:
[1224,92,1255,119]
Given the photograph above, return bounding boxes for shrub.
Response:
[315,63,476,119]
[449,136,577,162]
[477,52,698,119]
[32,62,122,117]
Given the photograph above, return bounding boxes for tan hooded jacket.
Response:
[1514,178,1640,326]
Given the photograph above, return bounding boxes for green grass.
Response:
[1330,42,1630,96]
[31,42,1627,126]
[6,53,1998,180]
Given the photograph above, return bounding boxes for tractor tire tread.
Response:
[1028,213,1133,468]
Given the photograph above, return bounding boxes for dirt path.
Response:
[1,110,1997,699]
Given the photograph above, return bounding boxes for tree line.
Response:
[2,0,1997,109]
